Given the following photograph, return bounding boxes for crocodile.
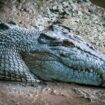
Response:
[1,21,105,87]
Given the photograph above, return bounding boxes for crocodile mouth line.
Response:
[32,59,103,86]
[26,51,102,78]
[32,53,102,82]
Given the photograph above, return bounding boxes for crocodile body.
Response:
[1,21,105,86]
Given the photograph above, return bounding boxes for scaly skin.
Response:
[0,21,105,86]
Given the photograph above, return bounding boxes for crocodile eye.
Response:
[62,40,75,47]
[38,33,58,44]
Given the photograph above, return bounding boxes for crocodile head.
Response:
[24,24,105,87]
[1,22,105,86]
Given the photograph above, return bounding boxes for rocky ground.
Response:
[0,82,105,105]
[0,0,105,105]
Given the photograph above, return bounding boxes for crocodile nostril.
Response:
[62,40,75,47]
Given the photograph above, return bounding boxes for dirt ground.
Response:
[0,0,105,105]
[0,82,105,105]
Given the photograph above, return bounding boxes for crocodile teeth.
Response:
[97,74,100,77]
[90,69,93,72]
[96,73,99,76]
[78,69,81,72]
[83,69,86,72]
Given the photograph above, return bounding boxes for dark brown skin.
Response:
[90,0,105,8]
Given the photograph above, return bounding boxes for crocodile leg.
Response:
[0,48,40,85]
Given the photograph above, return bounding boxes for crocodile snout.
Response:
[25,25,105,86]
